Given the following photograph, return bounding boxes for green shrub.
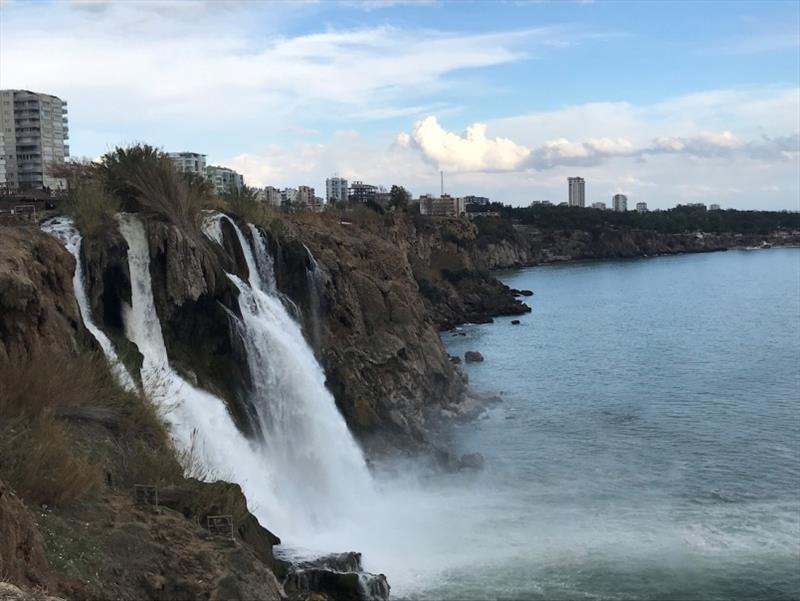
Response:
[64,177,120,238]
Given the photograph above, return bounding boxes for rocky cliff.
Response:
[0,226,93,361]
[470,219,800,270]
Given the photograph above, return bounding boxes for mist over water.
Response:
[426,249,800,600]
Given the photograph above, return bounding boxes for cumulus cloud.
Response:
[408,116,530,171]
[402,100,799,173]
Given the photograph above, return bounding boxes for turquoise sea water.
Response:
[418,249,800,601]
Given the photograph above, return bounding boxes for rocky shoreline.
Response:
[1,208,797,601]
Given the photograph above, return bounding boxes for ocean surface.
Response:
[396,248,799,600]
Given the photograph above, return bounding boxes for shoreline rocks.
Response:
[464,351,484,363]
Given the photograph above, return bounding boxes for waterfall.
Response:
[118,212,373,541]
[116,213,295,526]
[302,244,324,357]
[248,224,277,294]
[41,217,136,391]
[206,214,374,534]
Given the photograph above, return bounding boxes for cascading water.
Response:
[116,213,296,526]
[204,214,374,535]
[248,223,277,294]
[119,211,373,542]
[41,217,136,391]
[302,243,325,357]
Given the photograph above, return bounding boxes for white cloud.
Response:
[0,2,577,141]
[401,86,799,174]
[408,116,531,171]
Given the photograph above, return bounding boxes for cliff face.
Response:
[471,221,799,270]
[258,215,471,449]
[0,226,93,361]
[74,212,474,450]
[404,216,530,329]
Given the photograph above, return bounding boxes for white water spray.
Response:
[116,213,297,524]
[119,212,373,540]
[206,215,374,536]
[41,217,136,390]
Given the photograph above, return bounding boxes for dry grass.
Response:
[99,145,212,231]
[0,353,119,505]
[0,352,179,505]
[64,177,120,238]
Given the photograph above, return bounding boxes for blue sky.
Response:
[1,0,798,209]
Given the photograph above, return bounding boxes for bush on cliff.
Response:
[224,185,271,224]
[98,145,212,231]
[64,176,120,238]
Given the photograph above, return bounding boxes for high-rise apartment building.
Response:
[258,186,282,207]
[326,176,348,204]
[612,194,628,212]
[0,89,69,190]
[568,177,585,207]
[168,152,206,176]
[635,202,648,213]
[297,185,315,206]
[206,165,243,195]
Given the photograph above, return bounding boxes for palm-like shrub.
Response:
[99,145,211,231]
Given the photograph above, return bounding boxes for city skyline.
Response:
[1,0,798,210]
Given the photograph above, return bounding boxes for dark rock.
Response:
[459,452,485,470]
[517,289,534,296]
[511,319,520,325]
[449,355,462,364]
[157,479,280,570]
[283,552,390,601]
[464,351,484,363]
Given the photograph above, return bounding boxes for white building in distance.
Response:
[281,188,298,206]
[258,186,282,207]
[206,165,243,195]
[326,176,348,204]
[0,89,69,190]
[568,177,585,207]
[168,152,206,176]
[592,202,607,210]
[297,185,315,206]
[419,193,466,217]
[636,202,648,213]
[709,203,721,211]
[613,194,628,212]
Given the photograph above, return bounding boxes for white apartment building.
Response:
[297,185,315,206]
[592,202,607,210]
[636,202,648,213]
[281,188,298,205]
[709,204,721,211]
[258,186,282,207]
[206,165,243,195]
[568,177,585,207]
[0,89,69,190]
[419,193,466,217]
[168,152,206,176]
[612,194,628,212]
[326,176,348,204]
